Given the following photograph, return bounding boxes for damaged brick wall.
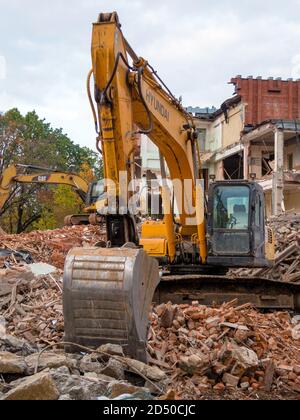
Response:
[231,76,300,126]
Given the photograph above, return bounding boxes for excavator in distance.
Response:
[0,164,105,226]
[63,12,300,362]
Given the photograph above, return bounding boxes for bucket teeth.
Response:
[63,247,159,362]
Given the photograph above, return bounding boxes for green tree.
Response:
[0,109,102,233]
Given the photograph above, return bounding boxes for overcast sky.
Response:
[1,0,300,149]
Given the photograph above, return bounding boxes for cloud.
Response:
[0,56,6,80]
[0,0,300,148]
[292,55,300,79]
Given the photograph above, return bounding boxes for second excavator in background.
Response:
[0,164,105,226]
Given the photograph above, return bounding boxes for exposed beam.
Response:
[272,129,284,215]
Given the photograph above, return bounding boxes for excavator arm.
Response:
[90,12,206,260]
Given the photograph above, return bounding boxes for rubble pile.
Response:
[0,264,166,401]
[0,265,64,346]
[0,272,299,400]
[0,225,105,269]
[0,223,299,400]
[230,213,300,283]
[0,225,104,347]
[149,300,300,399]
[0,340,166,400]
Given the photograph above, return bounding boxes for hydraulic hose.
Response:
[136,67,153,135]
[87,69,99,134]
[100,52,153,136]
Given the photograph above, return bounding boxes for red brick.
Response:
[230,76,300,126]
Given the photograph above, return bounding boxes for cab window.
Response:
[213,185,250,230]
[90,180,105,203]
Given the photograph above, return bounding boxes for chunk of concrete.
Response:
[291,315,300,325]
[291,324,300,340]
[69,381,111,401]
[179,354,205,375]
[28,263,57,276]
[79,354,103,374]
[231,345,259,367]
[98,344,124,358]
[100,358,125,380]
[222,373,240,388]
[0,352,27,374]
[125,358,167,382]
[50,367,108,398]
[2,372,59,400]
[59,394,72,400]
[0,333,36,355]
[108,381,151,399]
[25,352,76,374]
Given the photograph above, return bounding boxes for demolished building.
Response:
[193,76,300,216]
[140,76,300,216]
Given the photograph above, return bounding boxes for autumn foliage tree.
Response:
[0,109,102,233]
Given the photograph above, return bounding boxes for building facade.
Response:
[140,76,300,216]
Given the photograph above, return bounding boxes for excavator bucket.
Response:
[63,247,159,362]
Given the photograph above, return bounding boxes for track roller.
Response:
[64,214,90,226]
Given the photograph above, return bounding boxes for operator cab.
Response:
[207,181,272,267]
[86,179,105,206]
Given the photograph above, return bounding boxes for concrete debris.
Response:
[0,293,298,400]
[124,358,167,382]
[0,226,105,347]
[108,382,150,399]
[98,343,125,358]
[68,383,107,401]
[229,344,259,368]
[179,354,207,376]
[292,325,300,340]
[98,388,153,401]
[292,315,300,325]
[0,352,27,374]
[0,222,299,400]
[0,332,36,355]
[59,394,72,401]
[0,345,161,400]
[2,372,59,401]
[48,366,109,400]
[28,263,57,276]
[222,373,240,388]
[149,300,300,399]
[25,352,77,375]
[0,225,104,270]
[100,358,125,380]
[0,317,6,335]
[79,354,104,375]
[0,350,76,377]
[230,213,300,283]
[220,322,249,331]
[0,265,64,346]
[112,391,153,400]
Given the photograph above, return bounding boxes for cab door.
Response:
[207,181,270,267]
[208,183,251,256]
[252,188,265,259]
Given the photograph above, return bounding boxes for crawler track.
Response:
[156,274,300,311]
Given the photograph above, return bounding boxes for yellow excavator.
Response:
[0,164,104,226]
[63,12,299,362]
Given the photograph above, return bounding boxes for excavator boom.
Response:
[0,164,89,209]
